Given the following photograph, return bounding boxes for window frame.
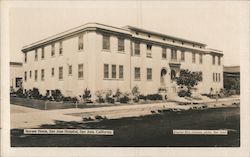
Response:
[118,38,125,52]
[35,49,38,61]
[41,69,45,81]
[111,64,116,79]
[192,52,196,63]
[171,49,177,60]
[104,64,109,79]
[146,44,152,58]
[162,47,167,59]
[51,68,54,77]
[78,64,84,79]
[134,42,140,56]
[59,41,63,55]
[181,50,185,61]
[134,67,141,80]
[78,34,84,51]
[35,70,38,81]
[68,65,72,76]
[59,66,63,80]
[119,65,124,79]
[41,47,45,59]
[51,44,55,57]
[147,68,152,81]
[199,53,203,64]
[102,34,110,51]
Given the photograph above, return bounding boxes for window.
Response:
[171,70,176,80]
[134,42,140,55]
[41,47,44,59]
[35,70,38,81]
[212,55,215,65]
[102,35,110,50]
[35,49,38,61]
[171,49,177,60]
[213,73,215,82]
[111,65,116,78]
[181,51,185,61]
[147,68,152,80]
[199,54,203,64]
[134,67,140,80]
[200,72,203,81]
[162,47,167,59]
[59,41,63,55]
[215,73,218,82]
[119,65,124,79]
[24,52,27,63]
[41,69,45,81]
[146,44,152,58]
[78,34,83,50]
[118,38,124,52]
[59,66,63,80]
[218,56,221,65]
[78,64,84,79]
[104,64,109,79]
[24,71,27,81]
[192,52,196,63]
[29,71,32,78]
[51,68,54,77]
[68,65,72,75]
[51,44,55,56]
[218,73,221,82]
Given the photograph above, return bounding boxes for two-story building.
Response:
[21,23,223,98]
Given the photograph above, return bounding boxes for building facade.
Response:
[22,23,223,98]
[10,62,23,92]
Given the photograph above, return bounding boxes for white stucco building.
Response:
[10,62,23,92]
[21,23,223,98]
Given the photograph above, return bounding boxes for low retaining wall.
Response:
[10,97,79,110]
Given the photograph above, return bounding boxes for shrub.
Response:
[114,88,122,102]
[95,90,105,103]
[178,90,191,97]
[63,97,78,103]
[82,88,91,102]
[51,89,63,102]
[16,88,25,98]
[132,86,140,102]
[138,94,147,100]
[31,88,40,99]
[146,94,163,100]
[104,89,113,103]
[119,96,130,103]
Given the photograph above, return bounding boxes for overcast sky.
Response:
[9,1,247,66]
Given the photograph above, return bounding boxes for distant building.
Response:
[10,62,23,92]
[223,66,240,94]
[21,23,223,98]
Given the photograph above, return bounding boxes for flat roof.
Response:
[123,25,207,46]
[223,66,240,73]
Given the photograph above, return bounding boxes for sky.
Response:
[9,1,246,66]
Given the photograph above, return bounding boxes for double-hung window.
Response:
[162,47,167,59]
[134,67,140,80]
[59,66,63,80]
[119,65,124,79]
[118,38,124,52]
[146,44,152,58]
[147,68,152,80]
[103,35,110,50]
[134,42,140,56]
[78,34,83,51]
[78,64,84,79]
[104,64,109,79]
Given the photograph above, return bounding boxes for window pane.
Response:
[78,35,83,50]
[147,68,152,80]
[118,38,124,51]
[78,64,84,79]
[181,51,185,61]
[68,65,72,75]
[192,53,196,63]
[51,44,55,56]
[41,47,44,59]
[199,54,203,64]
[41,69,45,81]
[134,67,140,80]
[162,48,167,59]
[103,35,110,50]
[146,44,152,57]
[119,65,123,79]
[134,42,140,55]
[59,67,63,80]
[111,65,116,78]
[59,41,63,54]
[104,64,109,78]
[51,68,54,77]
[35,70,38,81]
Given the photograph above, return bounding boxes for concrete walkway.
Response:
[11,96,240,129]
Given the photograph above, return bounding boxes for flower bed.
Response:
[10,97,78,110]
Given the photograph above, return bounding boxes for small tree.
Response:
[82,88,91,102]
[114,88,122,102]
[131,86,140,102]
[175,69,202,97]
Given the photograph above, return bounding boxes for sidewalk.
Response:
[11,97,240,129]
